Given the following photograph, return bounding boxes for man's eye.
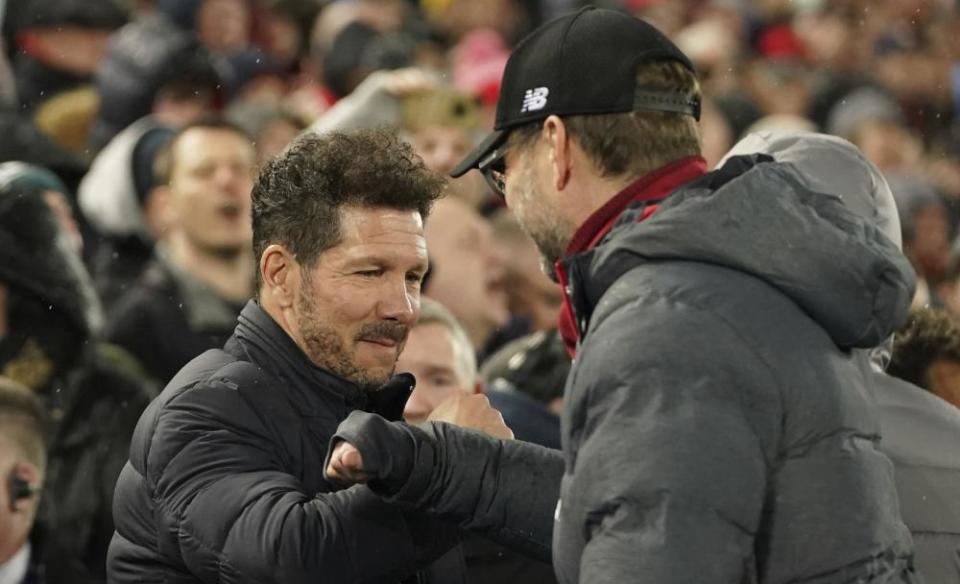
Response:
[429,376,455,387]
[406,272,424,284]
[357,269,383,278]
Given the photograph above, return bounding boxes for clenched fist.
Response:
[324,394,513,488]
[428,393,514,440]
[326,441,368,486]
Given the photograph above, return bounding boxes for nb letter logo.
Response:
[521,87,549,113]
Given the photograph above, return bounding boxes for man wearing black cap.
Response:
[326,7,921,583]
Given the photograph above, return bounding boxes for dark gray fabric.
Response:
[107,301,463,583]
[874,372,960,583]
[551,155,919,583]
[330,410,563,562]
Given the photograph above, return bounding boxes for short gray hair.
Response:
[416,298,478,387]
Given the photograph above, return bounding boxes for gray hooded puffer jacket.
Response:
[727,130,960,583]
[331,136,922,584]
[552,146,920,584]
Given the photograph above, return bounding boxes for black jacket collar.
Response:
[228,300,414,421]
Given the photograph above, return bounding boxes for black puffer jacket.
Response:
[108,301,464,583]
[333,154,921,583]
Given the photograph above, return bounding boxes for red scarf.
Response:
[556,156,707,357]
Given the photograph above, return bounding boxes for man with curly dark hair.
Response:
[889,309,960,408]
[108,128,514,583]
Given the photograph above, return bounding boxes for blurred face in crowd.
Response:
[408,125,487,208]
[399,321,475,423]
[0,437,41,565]
[853,119,923,174]
[927,359,960,408]
[256,118,302,166]
[266,206,428,391]
[908,204,950,283]
[196,0,251,52]
[165,127,256,257]
[410,126,475,177]
[499,233,564,331]
[424,198,509,349]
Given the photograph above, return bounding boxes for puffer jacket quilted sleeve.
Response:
[109,356,443,584]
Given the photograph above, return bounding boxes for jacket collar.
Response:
[564,155,707,256]
[557,156,707,355]
[230,300,414,420]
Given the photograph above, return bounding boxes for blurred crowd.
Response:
[0,0,958,583]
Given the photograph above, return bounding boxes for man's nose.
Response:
[378,277,418,325]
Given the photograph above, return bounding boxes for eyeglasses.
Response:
[477,143,511,199]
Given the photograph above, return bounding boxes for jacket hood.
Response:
[0,182,102,339]
[570,143,915,350]
[723,130,906,365]
[79,117,161,238]
[721,130,902,251]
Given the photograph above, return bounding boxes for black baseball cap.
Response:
[450,6,699,178]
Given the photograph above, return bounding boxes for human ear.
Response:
[543,115,571,191]
[260,244,299,309]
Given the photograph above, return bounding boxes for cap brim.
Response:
[449,129,507,178]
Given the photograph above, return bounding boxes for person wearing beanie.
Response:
[101,117,256,386]
[327,8,919,583]
[79,119,176,307]
[0,179,154,584]
[0,161,82,254]
[91,10,223,149]
[3,0,129,112]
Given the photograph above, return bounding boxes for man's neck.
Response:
[564,172,634,235]
[165,232,253,303]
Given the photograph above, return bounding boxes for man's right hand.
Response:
[427,393,514,440]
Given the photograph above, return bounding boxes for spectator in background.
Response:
[423,197,510,356]
[227,103,307,166]
[79,122,176,306]
[0,378,47,584]
[889,309,960,409]
[490,210,563,333]
[91,6,223,149]
[397,298,480,424]
[888,174,952,308]
[322,20,415,101]
[2,0,128,112]
[0,178,154,584]
[480,329,569,451]
[395,304,565,584]
[0,162,83,255]
[103,118,256,385]
[156,0,252,55]
[309,68,489,208]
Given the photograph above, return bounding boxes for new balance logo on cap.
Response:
[521,87,549,113]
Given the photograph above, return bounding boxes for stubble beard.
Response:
[513,166,574,283]
[295,284,398,393]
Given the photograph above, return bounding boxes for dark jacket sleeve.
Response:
[148,381,442,584]
[329,412,563,562]
[553,296,781,584]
